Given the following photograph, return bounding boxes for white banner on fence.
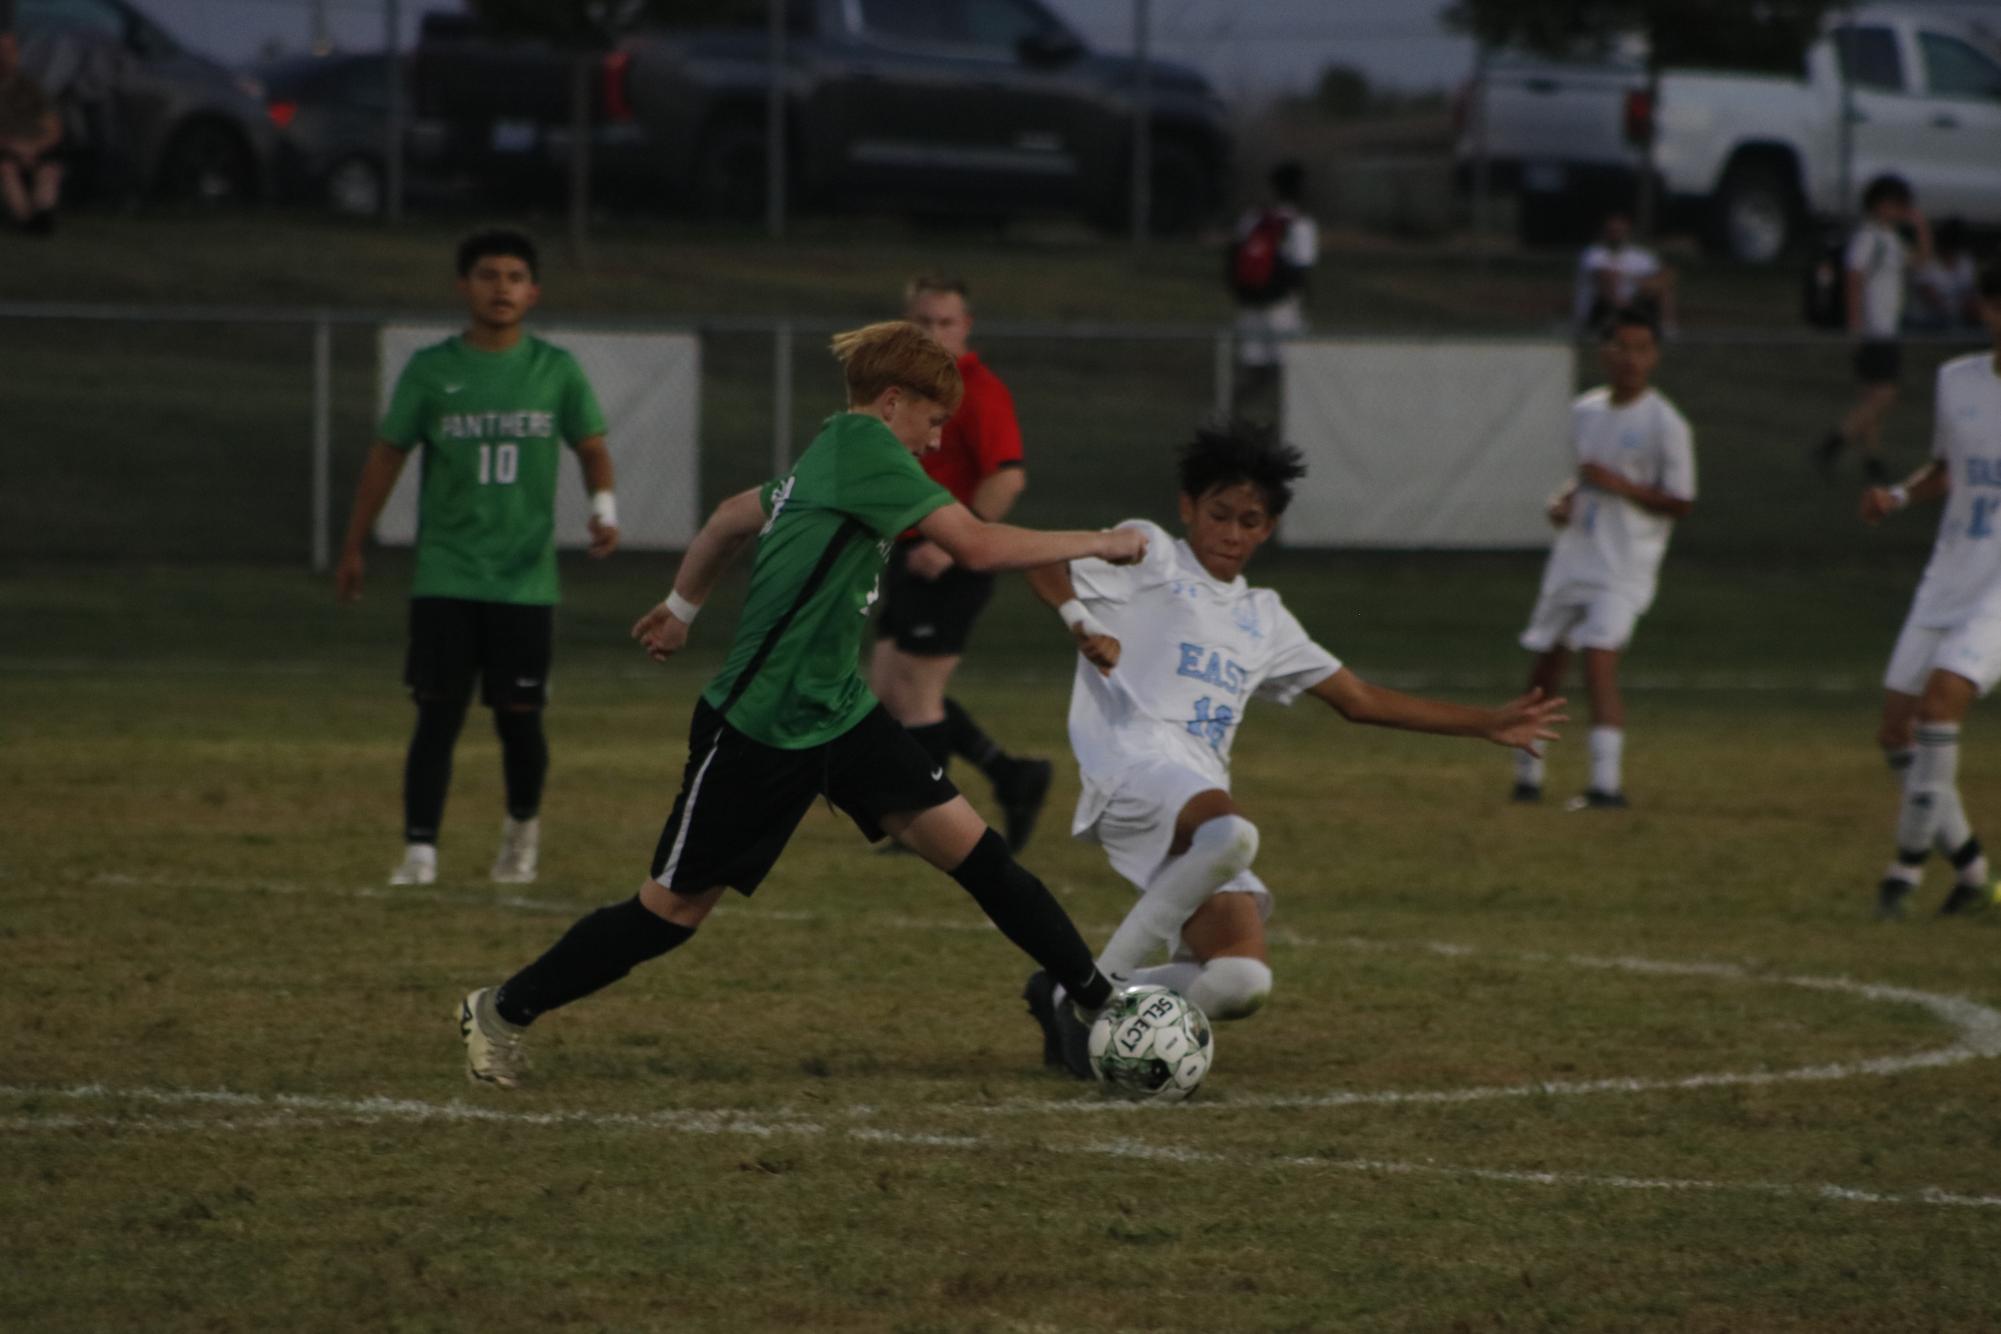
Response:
[1278,339,1574,549]
[374,326,702,551]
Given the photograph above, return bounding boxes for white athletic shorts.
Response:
[1883,614,2001,697]
[1074,758,1272,918]
[1519,583,1644,654]
[1235,298,1306,369]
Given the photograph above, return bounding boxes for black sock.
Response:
[944,698,1008,779]
[403,696,470,844]
[948,829,1110,1010]
[494,708,549,821]
[494,896,694,1026]
[907,719,952,773]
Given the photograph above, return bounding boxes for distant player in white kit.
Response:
[1020,420,1566,1076]
[1512,308,1695,809]
[1861,261,2001,919]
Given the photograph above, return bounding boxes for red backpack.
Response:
[1230,210,1297,305]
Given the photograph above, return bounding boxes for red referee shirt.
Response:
[922,350,1023,511]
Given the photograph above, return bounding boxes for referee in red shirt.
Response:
[869,275,1053,849]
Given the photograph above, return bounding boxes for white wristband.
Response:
[590,490,618,528]
[1057,598,1108,639]
[1886,485,1909,512]
[665,590,701,624]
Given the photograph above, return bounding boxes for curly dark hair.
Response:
[456,227,540,280]
[1177,418,1308,517]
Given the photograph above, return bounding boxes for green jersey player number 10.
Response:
[478,442,521,485]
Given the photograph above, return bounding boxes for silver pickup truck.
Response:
[1459,5,2001,262]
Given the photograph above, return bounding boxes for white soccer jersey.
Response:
[1846,219,1909,339]
[1536,387,1696,612]
[1906,353,2001,629]
[1065,520,1342,799]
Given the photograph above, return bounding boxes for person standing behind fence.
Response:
[1814,174,1932,483]
[1228,161,1317,417]
[336,228,618,887]
[1572,209,1676,336]
[869,275,1054,850]
[0,28,62,235]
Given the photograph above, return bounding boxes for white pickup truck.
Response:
[1460,5,2001,262]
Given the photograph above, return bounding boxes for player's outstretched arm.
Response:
[572,434,619,558]
[632,487,766,662]
[1025,561,1120,674]
[1309,669,1567,752]
[1578,463,1694,519]
[1861,460,1949,525]
[917,502,1145,574]
[335,441,409,603]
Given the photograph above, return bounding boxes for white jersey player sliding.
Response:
[1020,420,1566,1076]
[1514,307,1696,809]
[1861,261,2001,918]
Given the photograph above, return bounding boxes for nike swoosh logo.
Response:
[929,767,944,781]
[443,384,464,394]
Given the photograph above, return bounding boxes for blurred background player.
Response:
[1909,217,1982,333]
[1513,308,1695,810]
[1572,208,1676,336]
[871,274,1053,849]
[336,228,618,886]
[456,321,1146,1089]
[1859,260,2001,919]
[1815,175,1932,482]
[1227,160,1317,417]
[1021,420,1564,1077]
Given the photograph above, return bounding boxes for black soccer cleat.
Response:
[1510,782,1542,804]
[996,757,1055,853]
[1938,881,1997,917]
[1021,970,1094,1080]
[1876,877,1914,921]
[1566,789,1630,811]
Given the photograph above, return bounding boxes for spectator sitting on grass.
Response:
[0,28,61,235]
[1572,209,1676,336]
[1909,218,1981,332]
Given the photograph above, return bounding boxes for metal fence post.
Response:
[1129,0,1152,251]
[1212,328,1234,418]
[772,320,794,475]
[311,315,332,572]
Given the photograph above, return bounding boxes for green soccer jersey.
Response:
[704,413,955,748]
[378,334,607,605]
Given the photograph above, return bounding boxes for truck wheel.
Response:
[1517,190,1573,247]
[693,121,768,220]
[1147,141,1214,236]
[323,155,386,217]
[1711,159,1796,265]
[159,122,256,206]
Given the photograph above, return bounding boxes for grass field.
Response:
[8,552,2001,1332]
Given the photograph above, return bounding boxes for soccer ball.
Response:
[1087,984,1213,1102]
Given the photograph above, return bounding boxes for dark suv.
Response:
[415,0,1230,231]
[16,0,274,203]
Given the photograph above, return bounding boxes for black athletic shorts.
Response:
[874,538,996,657]
[1855,339,1903,385]
[404,597,554,709]
[649,699,959,896]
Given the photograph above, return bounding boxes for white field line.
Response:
[4,1082,1999,1213]
[74,870,2001,1117]
[0,657,1876,695]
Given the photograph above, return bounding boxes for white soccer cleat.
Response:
[491,816,539,884]
[457,987,528,1089]
[389,843,438,886]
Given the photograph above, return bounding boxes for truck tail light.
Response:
[1623,88,1654,146]
[602,50,634,123]
[267,100,298,131]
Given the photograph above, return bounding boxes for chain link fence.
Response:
[1,302,1986,567]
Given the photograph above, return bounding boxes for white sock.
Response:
[1514,747,1545,790]
[1132,957,1273,1020]
[1588,726,1624,795]
[1129,962,1202,994]
[1896,722,1960,858]
[1884,745,1915,792]
[1097,816,1260,976]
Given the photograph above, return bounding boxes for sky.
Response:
[143,0,1476,95]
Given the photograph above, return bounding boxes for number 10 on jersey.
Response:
[477,442,520,485]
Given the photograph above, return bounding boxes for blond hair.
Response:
[829,321,963,412]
